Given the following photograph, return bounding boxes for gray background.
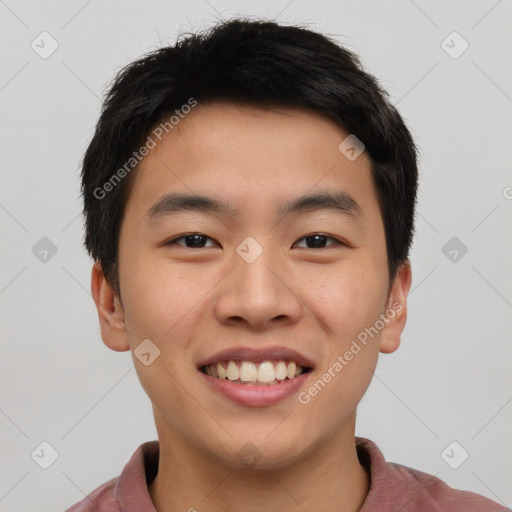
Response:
[1,0,511,510]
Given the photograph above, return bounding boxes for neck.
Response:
[148,413,370,512]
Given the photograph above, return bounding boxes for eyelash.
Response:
[165,233,347,249]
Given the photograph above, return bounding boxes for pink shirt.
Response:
[65,437,509,511]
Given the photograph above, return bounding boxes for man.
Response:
[67,18,508,512]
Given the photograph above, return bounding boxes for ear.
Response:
[91,261,130,352]
[379,260,412,354]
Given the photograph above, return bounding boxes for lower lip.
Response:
[199,370,313,407]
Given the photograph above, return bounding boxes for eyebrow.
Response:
[148,190,363,221]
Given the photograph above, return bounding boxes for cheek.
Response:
[119,256,203,413]
[299,269,384,425]
[118,250,181,339]
[120,251,218,347]
[303,262,387,339]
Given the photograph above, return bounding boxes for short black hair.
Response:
[81,17,418,297]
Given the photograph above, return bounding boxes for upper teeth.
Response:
[203,360,304,383]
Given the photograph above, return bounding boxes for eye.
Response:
[165,233,346,250]
[293,234,344,249]
[166,233,217,249]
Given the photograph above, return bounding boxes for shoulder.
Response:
[64,477,119,512]
[355,438,509,512]
[390,462,509,511]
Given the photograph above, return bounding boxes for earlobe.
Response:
[379,261,412,354]
[91,262,130,352]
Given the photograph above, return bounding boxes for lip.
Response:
[199,369,313,407]
[196,345,315,369]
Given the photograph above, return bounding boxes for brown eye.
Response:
[167,234,217,248]
[293,234,342,249]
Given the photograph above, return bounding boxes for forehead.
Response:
[124,102,379,225]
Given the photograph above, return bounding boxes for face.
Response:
[93,102,410,469]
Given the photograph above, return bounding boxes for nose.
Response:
[213,241,302,330]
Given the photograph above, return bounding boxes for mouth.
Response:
[199,359,313,386]
[197,346,315,406]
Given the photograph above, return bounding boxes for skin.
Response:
[91,102,412,512]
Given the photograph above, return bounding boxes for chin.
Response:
[205,433,311,471]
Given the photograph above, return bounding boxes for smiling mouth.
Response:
[200,359,313,385]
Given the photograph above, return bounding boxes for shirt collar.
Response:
[117,440,159,511]
[115,437,394,511]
